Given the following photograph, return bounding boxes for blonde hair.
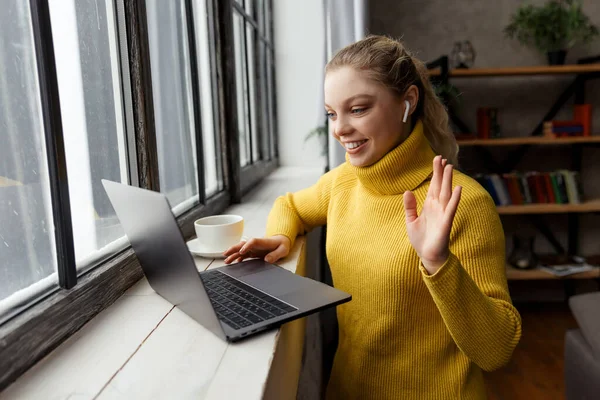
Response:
[325,35,459,165]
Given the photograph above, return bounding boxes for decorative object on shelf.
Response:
[508,235,538,270]
[304,124,328,156]
[504,0,599,65]
[449,40,476,69]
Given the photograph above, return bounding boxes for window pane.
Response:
[194,0,222,196]
[258,0,266,37]
[245,0,254,19]
[264,0,271,41]
[246,24,260,162]
[233,12,250,167]
[0,0,58,312]
[147,0,200,212]
[49,0,130,269]
[267,49,276,159]
[259,42,271,160]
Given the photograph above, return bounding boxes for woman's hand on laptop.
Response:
[223,235,291,264]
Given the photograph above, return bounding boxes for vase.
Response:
[547,50,567,65]
[508,235,538,270]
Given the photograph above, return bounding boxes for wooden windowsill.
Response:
[1,167,324,400]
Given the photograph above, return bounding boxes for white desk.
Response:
[1,167,323,400]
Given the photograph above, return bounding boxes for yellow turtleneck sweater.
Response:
[266,121,522,399]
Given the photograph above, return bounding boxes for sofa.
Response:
[564,291,600,399]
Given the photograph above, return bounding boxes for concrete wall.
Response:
[273,0,328,168]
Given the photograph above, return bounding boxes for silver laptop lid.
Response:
[101,179,225,340]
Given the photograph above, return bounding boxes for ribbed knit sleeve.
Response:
[419,188,522,372]
[265,168,335,247]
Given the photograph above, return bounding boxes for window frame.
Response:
[31,0,77,291]
[0,0,278,390]
[231,0,278,196]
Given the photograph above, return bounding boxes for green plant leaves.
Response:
[504,0,599,52]
[304,125,328,156]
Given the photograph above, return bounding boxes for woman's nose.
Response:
[334,117,353,137]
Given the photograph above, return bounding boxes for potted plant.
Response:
[434,82,462,108]
[304,124,328,157]
[504,0,599,65]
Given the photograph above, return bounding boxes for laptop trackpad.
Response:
[233,265,306,298]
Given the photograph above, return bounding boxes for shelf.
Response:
[506,265,600,280]
[496,199,600,215]
[457,136,600,146]
[429,64,600,78]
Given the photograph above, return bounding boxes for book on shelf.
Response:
[474,170,584,206]
[543,121,584,137]
[574,104,592,137]
[476,107,500,139]
[536,254,599,277]
[543,104,592,138]
[538,263,597,277]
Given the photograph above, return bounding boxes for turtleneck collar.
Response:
[346,120,436,195]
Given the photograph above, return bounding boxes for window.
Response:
[49,0,133,271]
[232,0,278,190]
[146,0,224,214]
[192,0,223,198]
[0,0,58,315]
[146,0,201,212]
[0,0,279,390]
[233,11,251,166]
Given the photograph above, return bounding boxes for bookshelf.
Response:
[497,199,600,215]
[505,264,600,280]
[427,57,600,284]
[457,136,600,146]
[429,64,600,77]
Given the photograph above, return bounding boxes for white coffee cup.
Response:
[194,214,244,253]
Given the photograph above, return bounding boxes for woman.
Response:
[224,35,522,399]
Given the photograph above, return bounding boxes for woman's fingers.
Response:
[223,240,247,257]
[264,244,288,263]
[224,252,241,264]
[439,163,453,206]
[444,185,462,226]
[239,238,259,255]
[225,238,268,264]
[403,190,418,224]
[224,236,288,264]
[429,155,443,200]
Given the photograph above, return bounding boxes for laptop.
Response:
[102,179,351,342]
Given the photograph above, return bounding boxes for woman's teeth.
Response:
[345,140,367,150]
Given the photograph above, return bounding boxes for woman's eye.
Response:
[326,112,336,119]
[351,108,365,114]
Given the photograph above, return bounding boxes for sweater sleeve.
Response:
[264,168,335,247]
[419,188,522,372]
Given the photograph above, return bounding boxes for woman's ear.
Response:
[404,84,420,116]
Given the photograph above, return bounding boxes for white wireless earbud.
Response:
[402,100,410,123]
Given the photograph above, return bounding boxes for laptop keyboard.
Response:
[200,270,297,330]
